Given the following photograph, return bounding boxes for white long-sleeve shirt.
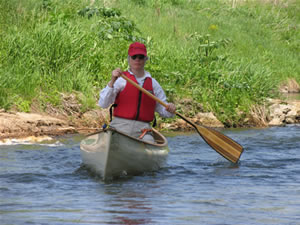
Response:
[99,70,174,118]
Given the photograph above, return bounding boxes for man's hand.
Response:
[108,68,122,87]
[166,103,176,114]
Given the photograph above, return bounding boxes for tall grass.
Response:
[0,0,299,125]
[0,0,136,110]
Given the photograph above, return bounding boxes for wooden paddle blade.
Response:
[196,125,243,163]
[176,112,243,163]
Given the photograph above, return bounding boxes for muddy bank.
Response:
[0,109,108,140]
[0,97,299,141]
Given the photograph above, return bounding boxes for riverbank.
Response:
[1,97,299,142]
[1,0,299,131]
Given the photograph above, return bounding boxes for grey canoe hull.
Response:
[80,128,169,180]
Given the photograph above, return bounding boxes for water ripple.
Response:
[0,127,300,225]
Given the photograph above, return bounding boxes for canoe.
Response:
[80,127,169,180]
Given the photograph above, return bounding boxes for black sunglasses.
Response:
[131,55,145,60]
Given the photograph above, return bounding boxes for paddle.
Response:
[120,73,244,163]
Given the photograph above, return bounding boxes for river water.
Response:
[1,125,299,225]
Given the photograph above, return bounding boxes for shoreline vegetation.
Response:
[0,94,299,141]
[0,0,299,140]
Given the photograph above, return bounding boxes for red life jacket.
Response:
[113,71,156,122]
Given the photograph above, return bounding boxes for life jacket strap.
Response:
[139,129,153,139]
[109,103,117,122]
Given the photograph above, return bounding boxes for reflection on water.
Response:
[105,187,153,224]
[1,126,300,224]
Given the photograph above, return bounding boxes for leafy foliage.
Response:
[0,0,299,126]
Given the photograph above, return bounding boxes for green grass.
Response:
[0,0,299,126]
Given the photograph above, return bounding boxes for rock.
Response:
[195,112,224,128]
[0,112,75,139]
[268,117,284,126]
[159,112,223,131]
[268,99,300,126]
[79,109,109,128]
[279,78,300,93]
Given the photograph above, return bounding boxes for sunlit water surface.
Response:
[1,125,300,225]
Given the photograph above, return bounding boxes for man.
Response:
[99,42,176,142]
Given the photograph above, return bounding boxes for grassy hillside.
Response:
[0,0,299,126]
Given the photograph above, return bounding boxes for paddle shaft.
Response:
[120,74,193,121]
[120,74,204,124]
[120,74,168,108]
[120,73,243,163]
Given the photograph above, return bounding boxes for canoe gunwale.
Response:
[84,127,168,147]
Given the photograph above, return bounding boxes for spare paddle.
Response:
[120,73,244,163]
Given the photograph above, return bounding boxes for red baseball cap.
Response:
[128,42,147,56]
